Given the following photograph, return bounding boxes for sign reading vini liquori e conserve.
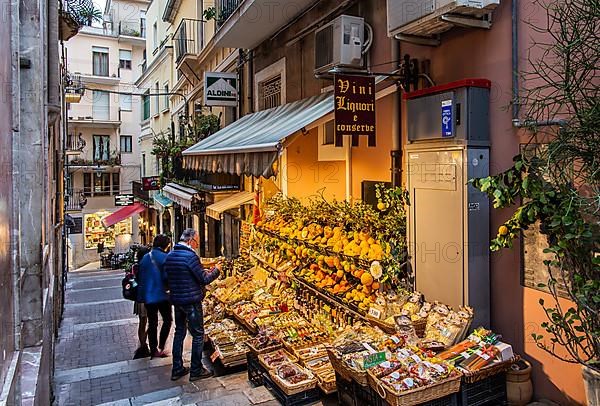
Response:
[204,72,238,107]
[334,74,376,147]
[114,194,135,206]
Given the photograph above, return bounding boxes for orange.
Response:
[360,272,374,287]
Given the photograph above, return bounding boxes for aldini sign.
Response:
[204,72,238,107]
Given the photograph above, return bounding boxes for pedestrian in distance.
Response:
[137,234,173,359]
[164,228,221,382]
[131,246,151,359]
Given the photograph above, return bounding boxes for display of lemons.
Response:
[377,201,387,211]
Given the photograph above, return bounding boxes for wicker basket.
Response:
[245,339,283,355]
[368,317,396,334]
[258,350,299,370]
[269,367,318,396]
[317,377,337,394]
[231,311,258,334]
[326,348,369,386]
[461,355,520,384]
[369,370,462,406]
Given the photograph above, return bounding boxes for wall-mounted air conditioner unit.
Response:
[387,0,500,39]
[314,15,364,75]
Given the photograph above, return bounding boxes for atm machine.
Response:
[404,79,491,328]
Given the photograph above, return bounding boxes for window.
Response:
[112,173,120,194]
[142,154,146,177]
[93,135,110,161]
[154,82,159,115]
[83,173,91,196]
[140,10,146,38]
[142,91,150,120]
[120,135,132,153]
[120,93,132,111]
[92,46,109,77]
[163,83,169,111]
[153,22,158,50]
[92,90,109,120]
[258,75,282,110]
[119,49,132,69]
[323,120,335,145]
[94,172,111,196]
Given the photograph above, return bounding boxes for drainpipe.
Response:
[391,39,402,187]
[345,135,352,202]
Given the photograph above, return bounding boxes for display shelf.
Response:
[293,276,367,323]
[262,371,321,406]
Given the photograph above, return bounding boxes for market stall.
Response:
[200,190,518,406]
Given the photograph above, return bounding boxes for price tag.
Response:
[381,360,391,368]
[397,349,410,359]
[432,364,446,373]
[362,343,377,354]
[403,377,416,388]
[411,354,421,363]
[390,371,401,380]
[460,351,471,360]
[368,307,382,319]
[480,353,491,361]
[363,351,387,369]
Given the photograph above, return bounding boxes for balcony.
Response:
[213,0,316,49]
[68,153,122,169]
[117,21,146,45]
[65,189,88,211]
[174,19,205,66]
[59,0,94,41]
[66,133,86,155]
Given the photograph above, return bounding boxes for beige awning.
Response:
[205,191,255,220]
[162,183,198,210]
[183,92,334,178]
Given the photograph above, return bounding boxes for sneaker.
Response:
[189,368,213,381]
[171,367,190,381]
[133,346,151,359]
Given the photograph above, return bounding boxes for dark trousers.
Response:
[145,301,173,353]
[172,303,205,375]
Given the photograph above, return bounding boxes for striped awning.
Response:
[101,202,145,228]
[182,92,334,178]
[162,183,199,210]
[205,191,255,220]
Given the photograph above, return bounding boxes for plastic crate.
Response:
[246,352,264,387]
[423,394,459,406]
[263,372,321,406]
[458,372,507,406]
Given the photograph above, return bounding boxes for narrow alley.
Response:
[53,266,282,406]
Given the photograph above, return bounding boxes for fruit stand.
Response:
[201,190,518,405]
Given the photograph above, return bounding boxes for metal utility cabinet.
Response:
[405,79,491,328]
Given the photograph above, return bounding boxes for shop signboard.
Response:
[142,176,161,191]
[204,72,238,107]
[67,216,83,234]
[114,194,135,206]
[363,351,386,369]
[334,74,376,147]
[441,99,453,137]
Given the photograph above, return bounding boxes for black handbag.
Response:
[122,272,138,301]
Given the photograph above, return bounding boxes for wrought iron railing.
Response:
[215,0,242,28]
[66,133,86,152]
[118,21,145,38]
[61,0,96,28]
[65,189,87,211]
[174,19,205,63]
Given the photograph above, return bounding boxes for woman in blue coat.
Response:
[137,234,172,358]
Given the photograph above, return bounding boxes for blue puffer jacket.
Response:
[164,243,220,305]
[137,248,169,304]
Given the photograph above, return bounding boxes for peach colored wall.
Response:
[398,0,586,403]
[351,93,395,199]
[285,129,346,203]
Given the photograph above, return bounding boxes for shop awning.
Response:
[101,202,145,228]
[153,193,173,209]
[205,191,255,220]
[182,92,334,178]
[162,183,198,210]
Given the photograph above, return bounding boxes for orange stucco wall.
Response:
[285,128,346,203]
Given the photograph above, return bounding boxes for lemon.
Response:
[498,225,509,236]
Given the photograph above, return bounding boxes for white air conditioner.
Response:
[314,15,364,75]
[387,0,500,38]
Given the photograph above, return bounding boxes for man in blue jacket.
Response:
[137,235,172,359]
[164,228,220,381]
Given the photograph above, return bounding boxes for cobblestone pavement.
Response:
[54,268,337,406]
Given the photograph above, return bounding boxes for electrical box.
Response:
[405,79,491,328]
[314,15,364,74]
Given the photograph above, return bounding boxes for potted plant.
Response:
[471,0,599,403]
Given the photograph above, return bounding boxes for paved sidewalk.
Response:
[53,267,287,406]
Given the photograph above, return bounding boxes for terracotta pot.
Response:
[583,364,600,406]
[507,359,533,406]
